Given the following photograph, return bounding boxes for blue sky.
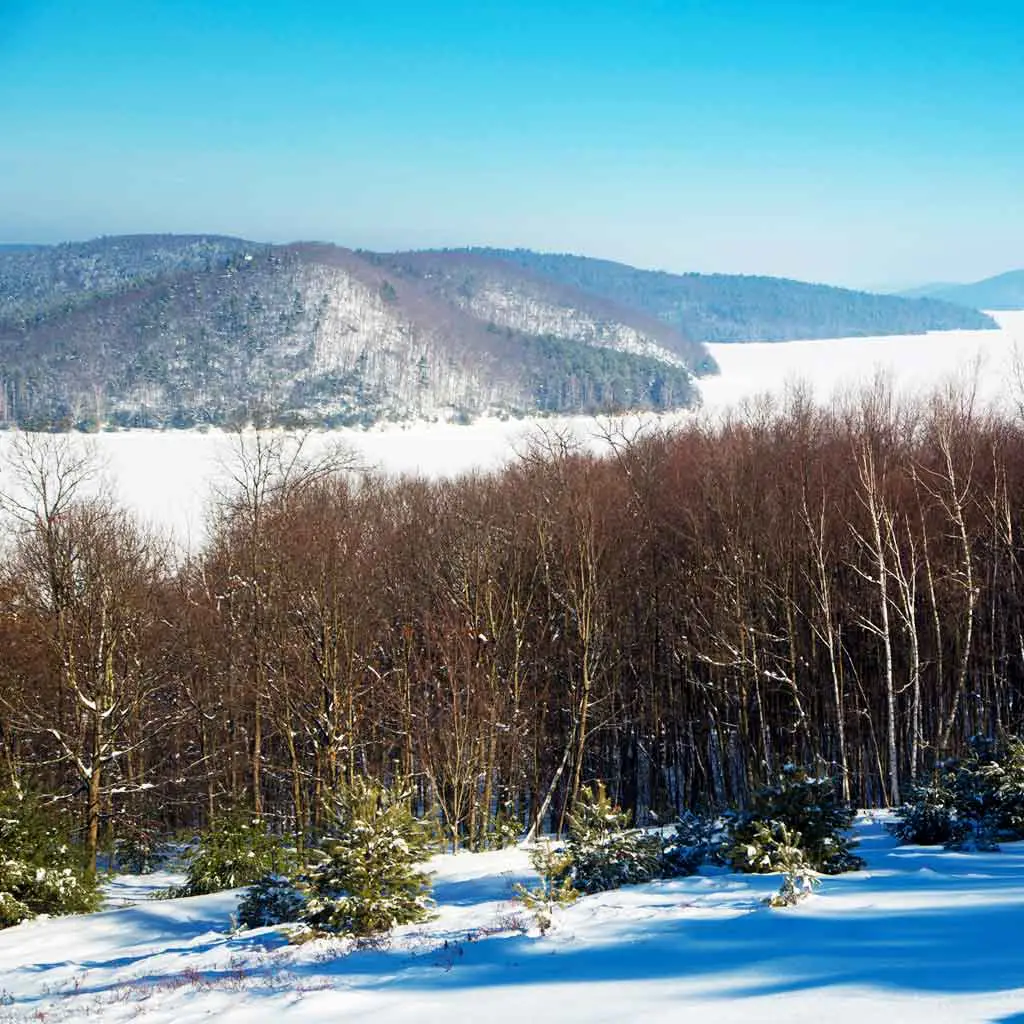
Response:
[0,0,1020,287]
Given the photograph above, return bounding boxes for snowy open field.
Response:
[1,817,1024,1023]
[0,311,1021,549]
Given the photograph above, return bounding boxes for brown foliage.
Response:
[4,394,1024,844]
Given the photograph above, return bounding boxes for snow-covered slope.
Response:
[1,819,1023,1023]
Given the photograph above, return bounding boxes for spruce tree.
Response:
[563,782,663,894]
[174,810,293,897]
[301,779,433,936]
[0,790,100,927]
[727,765,863,874]
[236,874,307,929]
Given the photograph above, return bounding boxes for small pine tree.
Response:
[516,785,703,928]
[727,765,863,875]
[660,810,726,876]
[482,800,523,850]
[173,810,294,897]
[972,736,1024,841]
[514,841,578,934]
[888,737,1024,851]
[754,823,820,907]
[563,782,664,894]
[945,738,1004,847]
[236,874,307,930]
[301,779,433,937]
[0,790,100,928]
[887,780,969,847]
[910,735,1024,849]
[114,819,166,874]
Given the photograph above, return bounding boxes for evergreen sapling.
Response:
[301,779,433,937]
[0,790,100,927]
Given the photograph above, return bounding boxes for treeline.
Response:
[2,386,1024,869]
[516,332,696,414]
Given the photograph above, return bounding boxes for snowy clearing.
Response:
[1,818,1023,1022]
[0,311,1021,550]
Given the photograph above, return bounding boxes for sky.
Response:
[0,0,1021,288]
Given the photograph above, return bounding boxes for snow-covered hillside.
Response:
[0,312,1020,550]
[1,818,1023,1023]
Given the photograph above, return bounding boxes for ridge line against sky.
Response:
[0,0,1021,289]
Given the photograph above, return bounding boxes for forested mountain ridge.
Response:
[0,234,256,326]
[0,234,1003,430]
[368,249,714,371]
[0,236,705,429]
[905,269,1024,310]
[461,248,998,341]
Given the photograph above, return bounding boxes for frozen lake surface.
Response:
[1,311,1020,550]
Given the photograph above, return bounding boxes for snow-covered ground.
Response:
[1,818,1023,1023]
[700,309,1024,413]
[0,312,1021,550]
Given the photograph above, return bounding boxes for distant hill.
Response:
[0,236,706,430]
[903,270,1024,311]
[460,249,998,341]
[0,234,1005,432]
[896,282,959,299]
